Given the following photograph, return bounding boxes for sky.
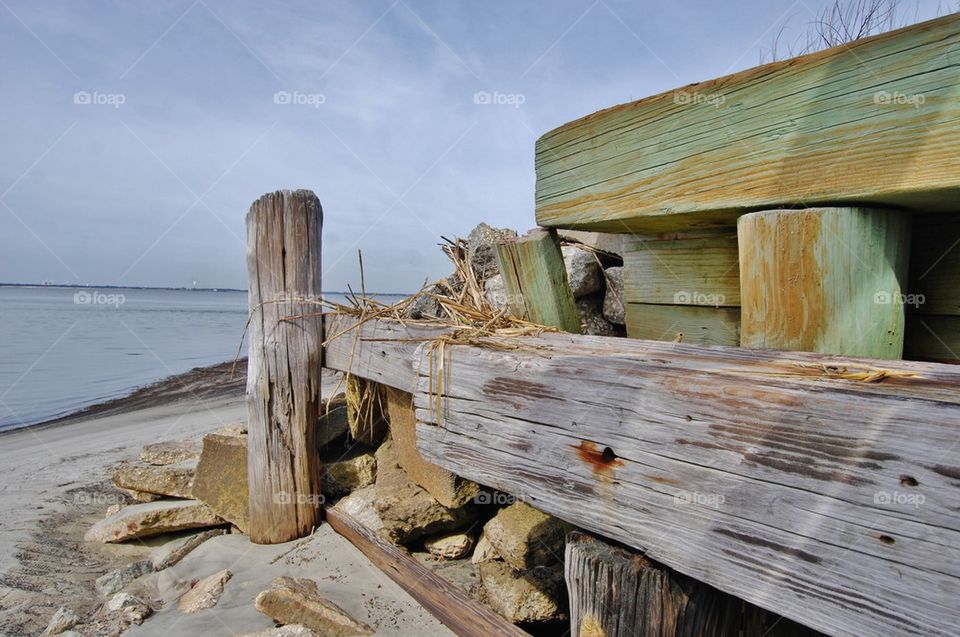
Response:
[0,0,952,292]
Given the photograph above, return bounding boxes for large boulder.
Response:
[178,569,232,614]
[467,223,517,282]
[479,561,566,623]
[374,441,476,544]
[140,439,202,466]
[112,460,196,498]
[85,500,224,543]
[562,245,602,297]
[483,502,572,570]
[255,577,374,636]
[602,266,625,325]
[190,432,249,532]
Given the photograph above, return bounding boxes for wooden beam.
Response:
[325,506,529,637]
[408,329,960,637]
[535,14,960,233]
[246,190,324,544]
[625,303,740,346]
[494,228,581,332]
[738,207,911,359]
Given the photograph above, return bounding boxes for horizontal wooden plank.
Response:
[410,331,960,637]
[909,215,960,316]
[625,303,740,346]
[325,505,529,637]
[905,315,960,362]
[535,14,960,232]
[623,232,740,306]
[323,313,451,393]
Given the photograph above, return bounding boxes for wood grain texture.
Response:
[325,506,529,637]
[738,208,911,359]
[625,303,740,346]
[246,190,323,544]
[408,330,960,637]
[905,315,960,363]
[495,228,581,332]
[623,231,740,306]
[909,215,960,316]
[535,14,960,232]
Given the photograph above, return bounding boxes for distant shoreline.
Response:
[0,283,411,296]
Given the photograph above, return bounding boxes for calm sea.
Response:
[0,286,398,432]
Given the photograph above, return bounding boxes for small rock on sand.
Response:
[140,439,202,465]
[255,576,374,636]
[483,502,571,570]
[332,484,383,532]
[113,459,197,498]
[41,606,79,636]
[151,528,227,570]
[238,625,317,637]
[191,432,249,532]
[424,530,475,560]
[85,500,224,543]
[95,559,154,596]
[178,569,232,614]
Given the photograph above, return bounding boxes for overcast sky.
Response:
[0,0,950,292]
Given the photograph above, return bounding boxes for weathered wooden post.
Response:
[738,207,911,359]
[246,189,324,544]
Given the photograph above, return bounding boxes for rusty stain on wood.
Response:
[573,441,624,477]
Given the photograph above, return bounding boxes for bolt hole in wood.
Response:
[573,441,624,476]
[899,475,919,487]
[879,535,896,545]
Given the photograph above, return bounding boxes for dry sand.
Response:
[0,364,453,637]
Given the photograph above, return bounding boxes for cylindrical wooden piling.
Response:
[246,189,324,544]
[738,207,911,359]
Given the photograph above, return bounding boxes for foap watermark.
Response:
[874,290,925,309]
[473,90,525,108]
[673,90,725,108]
[274,491,325,506]
[474,491,527,506]
[273,91,326,108]
[674,290,726,307]
[74,290,126,308]
[873,90,925,109]
[673,490,725,508]
[874,490,925,509]
[73,491,125,507]
[73,90,126,108]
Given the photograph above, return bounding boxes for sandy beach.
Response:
[0,363,453,637]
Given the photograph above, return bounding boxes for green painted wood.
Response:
[905,315,960,363]
[494,228,581,333]
[909,215,960,316]
[625,303,740,347]
[738,207,911,359]
[623,230,740,306]
[535,14,960,233]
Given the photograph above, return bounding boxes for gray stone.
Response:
[483,502,572,571]
[42,607,79,636]
[112,459,197,498]
[238,627,317,637]
[403,283,445,320]
[178,569,232,614]
[484,274,509,314]
[332,484,383,532]
[140,439,202,465]
[96,560,154,596]
[151,528,227,570]
[562,245,602,297]
[255,576,374,636]
[576,296,619,337]
[479,561,566,623]
[104,592,153,624]
[602,266,625,324]
[467,223,517,282]
[85,500,224,543]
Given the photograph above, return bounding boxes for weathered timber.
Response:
[625,303,740,346]
[246,190,323,544]
[535,14,960,232]
[738,207,911,359]
[323,312,451,394]
[565,531,813,637]
[494,228,581,332]
[325,505,528,637]
[622,231,740,306]
[404,328,960,637]
[905,315,960,363]
[909,215,960,316]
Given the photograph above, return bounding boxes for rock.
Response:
[346,376,388,445]
[576,296,620,337]
[484,274,509,314]
[215,422,248,436]
[42,607,79,635]
[332,485,383,532]
[120,488,161,503]
[424,530,475,560]
[321,450,376,497]
[191,432,249,532]
[178,569,232,613]
[385,386,478,508]
[562,245,602,297]
[112,459,196,498]
[602,266,625,325]
[151,528,227,570]
[479,561,566,623]
[317,394,349,448]
[140,439,202,465]
[104,592,153,624]
[557,230,625,258]
[467,223,517,282]
[483,502,572,570]
[374,441,476,544]
[238,626,317,637]
[85,500,224,543]
[105,504,123,518]
[96,560,154,596]
[255,576,374,636]
[471,532,500,564]
[403,283,445,320]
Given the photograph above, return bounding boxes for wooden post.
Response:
[565,532,811,637]
[494,228,581,332]
[738,207,911,359]
[246,189,324,544]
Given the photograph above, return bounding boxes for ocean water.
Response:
[0,286,393,432]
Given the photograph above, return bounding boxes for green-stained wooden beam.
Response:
[494,228,581,333]
[535,14,960,233]
[625,303,740,347]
